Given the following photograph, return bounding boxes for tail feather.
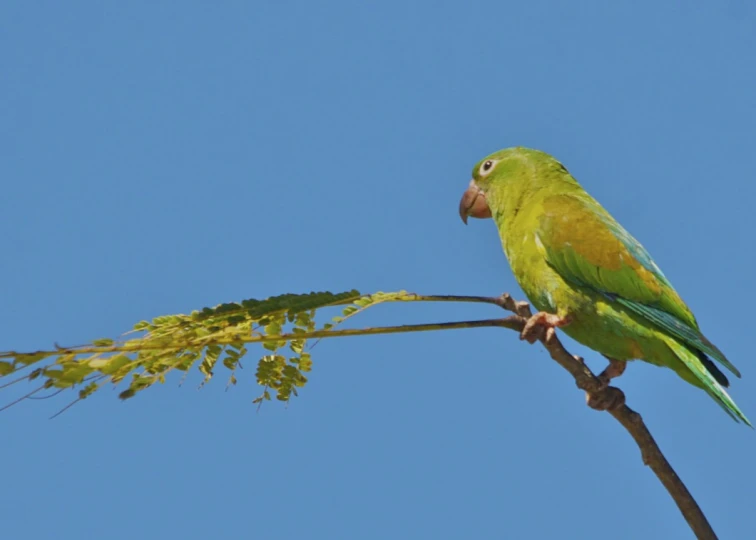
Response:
[664,336,751,427]
[697,351,730,388]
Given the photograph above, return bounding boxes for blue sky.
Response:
[2,1,755,538]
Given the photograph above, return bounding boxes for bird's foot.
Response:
[520,312,572,344]
[586,357,627,411]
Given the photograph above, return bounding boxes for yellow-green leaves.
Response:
[0,290,368,412]
[0,289,474,415]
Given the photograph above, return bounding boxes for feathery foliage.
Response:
[0,290,427,413]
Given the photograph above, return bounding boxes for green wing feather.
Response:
[611,299,737,377]
[536,192,741,379]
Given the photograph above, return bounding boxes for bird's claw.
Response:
[586,357,627,411]
[520,312,572,344]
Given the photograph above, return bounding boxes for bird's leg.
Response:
[586,356,627,411]
[520,312,572,344]
[597,356,626,387]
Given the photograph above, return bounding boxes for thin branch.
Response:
[0,384,46,413]
[490,293,717,540]
[0,316,523,360]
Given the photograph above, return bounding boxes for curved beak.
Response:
[458,180,492,224]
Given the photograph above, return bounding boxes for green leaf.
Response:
[264,320,282,336]
[289,339,305,354]
[134,320,154,331]
[119,388,136,400]
[0,289,389,409]
[200,345,222,379]
[90,354,132,375]
[78,382,99,400]
[14,352,48,367]
[299,353,312,372]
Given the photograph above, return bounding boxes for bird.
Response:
[459,147,749,425]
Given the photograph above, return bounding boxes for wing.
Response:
[536,193,739,378]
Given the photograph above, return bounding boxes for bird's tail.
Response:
[664,336,751,426]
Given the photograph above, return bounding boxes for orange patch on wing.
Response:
[542,196,662,295]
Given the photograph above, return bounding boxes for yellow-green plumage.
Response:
[468,147,749,425]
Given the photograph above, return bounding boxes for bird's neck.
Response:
[484,179,537,257]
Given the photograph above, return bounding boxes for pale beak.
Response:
[458,180,492,224]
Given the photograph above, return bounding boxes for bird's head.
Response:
[459,147,563,224]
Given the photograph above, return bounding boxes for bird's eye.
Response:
[479,160,497,176]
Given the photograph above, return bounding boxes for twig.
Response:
[492,293,717,540]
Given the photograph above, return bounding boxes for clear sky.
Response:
[2,1,755,539]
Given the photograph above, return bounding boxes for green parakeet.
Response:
[459,147,749,425]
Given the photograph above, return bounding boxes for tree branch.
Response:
[489,293,717,540]
[0,317,524,361]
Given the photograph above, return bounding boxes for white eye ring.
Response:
[479,159,498,177]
